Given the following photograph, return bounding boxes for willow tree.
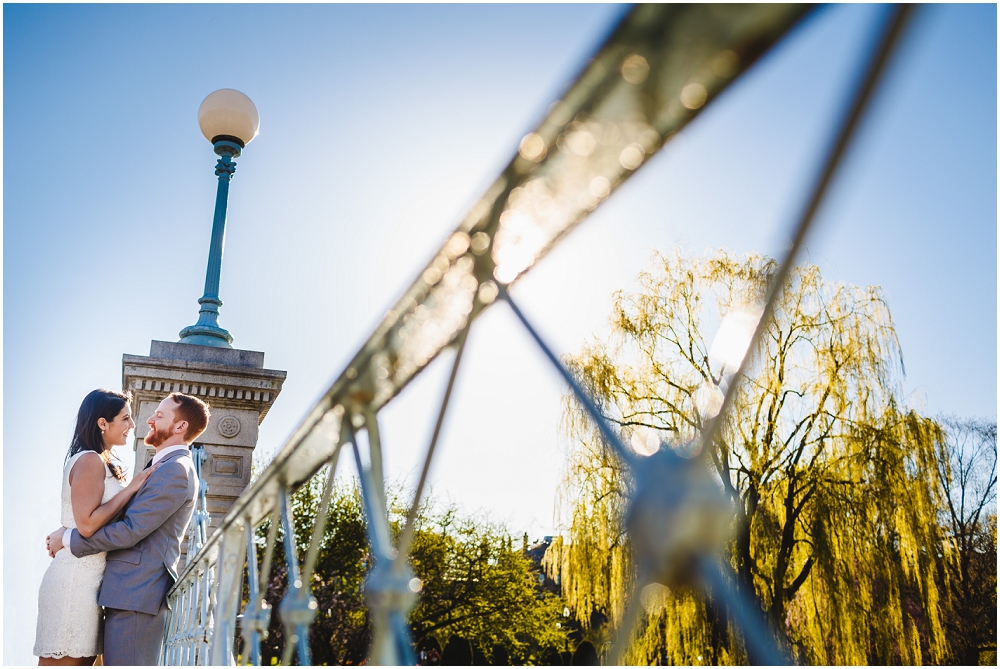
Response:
[545,250,950,664]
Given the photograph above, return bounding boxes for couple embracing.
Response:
[34,389,210,666]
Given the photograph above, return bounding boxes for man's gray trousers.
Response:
[103,605,168,666]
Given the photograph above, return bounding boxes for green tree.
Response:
[253,475,371,665]
[409,508,568,663]
[251,474,568,664]
[546,250,951,664]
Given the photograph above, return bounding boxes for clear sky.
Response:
[4,4,996,664]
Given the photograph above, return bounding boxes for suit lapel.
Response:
[122,448,191,513]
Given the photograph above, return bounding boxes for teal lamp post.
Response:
[179,89,260,348]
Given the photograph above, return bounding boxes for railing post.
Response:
[160,582,179,665]
[198,560,214,664]
[347,415,418,666]
[239,513,267,666]
[186,444,211,566]
[211,520,248,665]
[183,579,195,665]
[278,486,317,666]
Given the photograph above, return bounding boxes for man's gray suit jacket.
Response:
[70,448,198,616]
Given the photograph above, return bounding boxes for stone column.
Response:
[122,340,286,537]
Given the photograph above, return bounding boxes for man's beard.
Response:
[144,424,173,448]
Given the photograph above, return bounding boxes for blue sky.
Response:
[4,4,996,664]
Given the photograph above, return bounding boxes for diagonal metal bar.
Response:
[698,2,916,463]
[211,522,246,666]
[390,610,418,665]
[346,415,420,666]
[235,506,280,665]
[348,422,394,561]
[500,285,636,468]
[363,406,388,511]
[301,450,344,587]
[606,4,917,665]
[278,487,315,666]
[395,324,471,565]
[258,506,281,603]
[606,578,644,666]
[240,517,264,666]
[698,559,786,666]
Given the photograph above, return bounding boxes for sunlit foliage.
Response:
[252,476,567,664]
[546,250,955,664]
[253,478,371,665]
[408,507,568,661]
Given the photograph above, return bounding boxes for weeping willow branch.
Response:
[548,250,953,665]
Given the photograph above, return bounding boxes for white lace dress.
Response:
[34,451,124,659]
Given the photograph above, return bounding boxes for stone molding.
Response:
[122,353,286,422]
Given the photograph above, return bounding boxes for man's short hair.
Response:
[166,392,211,441]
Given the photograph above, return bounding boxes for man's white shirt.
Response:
[62,445,191,549]
[151,445,190,466]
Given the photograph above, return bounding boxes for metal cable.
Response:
[608,4,917,664]
[395,325,471,564]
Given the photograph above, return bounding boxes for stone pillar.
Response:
[122,340,286,537]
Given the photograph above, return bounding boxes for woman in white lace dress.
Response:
[34,389,157,666]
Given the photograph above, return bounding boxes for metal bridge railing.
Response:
[185,444,211,567]
[159,3,914,665]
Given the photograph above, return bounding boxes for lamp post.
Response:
[179,89,260,348]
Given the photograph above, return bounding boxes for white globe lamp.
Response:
[198,88,260,148]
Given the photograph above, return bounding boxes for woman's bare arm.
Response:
[69,452,156,538]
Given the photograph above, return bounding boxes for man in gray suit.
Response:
[47,392,209,665]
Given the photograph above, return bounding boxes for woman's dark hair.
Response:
[66,389,131,482]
